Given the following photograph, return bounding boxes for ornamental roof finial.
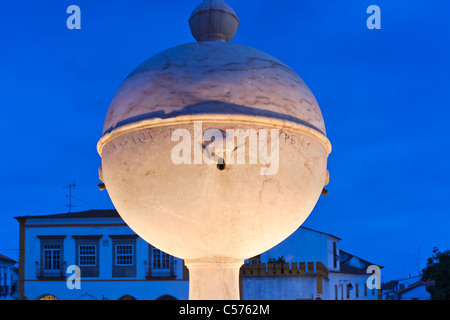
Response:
[189,0,239,42]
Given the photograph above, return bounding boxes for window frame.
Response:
[37,236,66,279]
[152,247,172,269]
[78,244,97,267]
[43,244,61,270]
[72,235,102,278]
[110,235,138,278]
[115,244,134,266]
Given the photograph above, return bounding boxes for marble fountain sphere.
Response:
[97,0,331,300]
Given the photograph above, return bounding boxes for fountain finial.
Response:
[189,0,239,42]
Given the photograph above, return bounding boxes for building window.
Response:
[249,255,261,265]
[152,248,170,269]
[79,245,96,266]
[43,244,61,270]
[335,285,338,300]
[73,236,102,278]
[110,235,138,278]
[355,283,359,298]
[364,283,368,296]
[147,245,176,278]
[37,236,66,279]
[333,242,337,268]
[116,244,134,266]
[346,284,351,299]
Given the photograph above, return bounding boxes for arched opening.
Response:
[156,294,177,300]
[76,293,97,300]
[38,294,58,300]
[118,295,137,300]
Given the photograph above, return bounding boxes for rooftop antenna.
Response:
[408,247,423,277]
[64,183,88,213]
[413,247,423,276]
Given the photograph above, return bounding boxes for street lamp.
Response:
[339,280,354,300]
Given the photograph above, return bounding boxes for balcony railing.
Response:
[0,286,9,297]
[145,259,177,279]
[36,261,67,279]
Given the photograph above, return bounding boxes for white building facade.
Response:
[15,210,381,300]
[15,210,188,300]
[242,227,381,300]
[381,275,434,300]
[0,253,19,300]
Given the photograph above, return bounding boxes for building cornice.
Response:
[72,235,103,240]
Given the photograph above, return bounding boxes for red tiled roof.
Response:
[14,209,121,220]
[0,253,16,263]
[381,280,399,290]
[396,280,435,295]
[336,263,368,275]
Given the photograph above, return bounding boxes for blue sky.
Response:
[0,0,449,282]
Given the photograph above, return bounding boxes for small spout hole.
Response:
[217,158,226,171]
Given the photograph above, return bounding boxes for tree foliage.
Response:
[421,247,450,300]
[268,256,285,264]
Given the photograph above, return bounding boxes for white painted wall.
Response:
[326,236,340,271]
[242,276,317,300]
[399,284,431,300]
[328,272,379,300]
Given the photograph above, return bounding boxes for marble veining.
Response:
[103,42,326,137]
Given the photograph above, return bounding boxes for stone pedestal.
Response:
[186,258,243,300]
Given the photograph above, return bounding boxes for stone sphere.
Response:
[189,0,240,42]
[98,41,331,261]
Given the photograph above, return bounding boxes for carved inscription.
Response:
[104,126,324,158]
[104,128,171,154]
[280,130,305,147]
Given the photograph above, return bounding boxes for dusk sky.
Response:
[0,0,449,283]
